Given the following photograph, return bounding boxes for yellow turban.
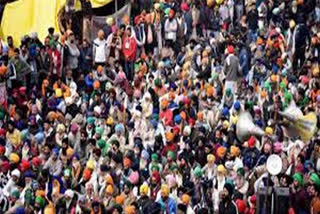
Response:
[66,148,74,159]
[289,20,296,29]
[231,115,238,124]
[223,120,230,129]
[9,153,20,163]
[161,184,170,197]
[106,185,114,195]
[106,174,114,185]
[106,117,114,125]
[216,0,224,4]
[181,194,191,204]
[56,124,65,133]
[55,88,62,98]
[207,154,216,163]
[44,207,55,214]
[217,164,227,174]
[265,127,273,135]
[86,159,95,170]
[140,184,149,195]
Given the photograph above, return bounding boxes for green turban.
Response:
[293,173,304,186]
[284,92,292,104]
[310,173,320,187]
[164,8,170,16]
[167,151,176,160]
[154,78,162,87]
[212,73,219,80]
[35,196,45,208]
[170,164,178,171]
[95,127,103,135]
[97,139,106,149]
[279,81,286,89]
[193,166,203,178]
[264,81,272,93]
[226,88,232,97]
[151,164,160,172]
[237,168,245,177]
[11,190,20,199]
[151,153,159,161]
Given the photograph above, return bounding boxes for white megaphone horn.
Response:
[278,100,303,122]
[236,112,266,141]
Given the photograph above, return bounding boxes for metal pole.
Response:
[115,0,118,25]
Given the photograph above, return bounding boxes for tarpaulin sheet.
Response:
[0,0,114,45]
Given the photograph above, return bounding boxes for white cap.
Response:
[65,189,74,198]
[11,169,21,178]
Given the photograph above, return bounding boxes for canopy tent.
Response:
[0,0,114,45]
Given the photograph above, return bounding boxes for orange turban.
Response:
[166,131,175,142]
[260,90,267,98]
[271,74,278,82]
[93,80,100,90]
[83,168,92,180]
[230,145,240,157]
[161,99,169,109]
[97,66,103,73]
[115,195,125,205]
[217,146,227,158]
[181,194,190,205]
[206,86,214,96]
[125,206,136,214]
[197,112,204,120]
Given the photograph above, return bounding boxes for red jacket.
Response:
[122,36,137,62]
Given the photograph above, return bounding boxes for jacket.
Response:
[164,18,178,42]
[157,197,177,214]
[122,36,137,62]
[219,200,238,214]
[224,54,241,81]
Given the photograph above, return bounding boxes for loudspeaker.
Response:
[257,187,273,214]
[274,187,290,214]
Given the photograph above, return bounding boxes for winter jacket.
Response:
[224,54,241,81]
[122,36,137,62]
[164,18,178,42]
[219,200,238,214]
[157,196,177,214]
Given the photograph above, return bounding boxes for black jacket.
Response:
[219,200,238,214]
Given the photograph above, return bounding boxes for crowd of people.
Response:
[0,0,320,213]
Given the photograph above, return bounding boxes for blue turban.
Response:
[174,115,182,124]
[53,147,60,156]
[115,124,124,133]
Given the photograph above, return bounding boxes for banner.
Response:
[0,0,114,45]
[91,3,131,41]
